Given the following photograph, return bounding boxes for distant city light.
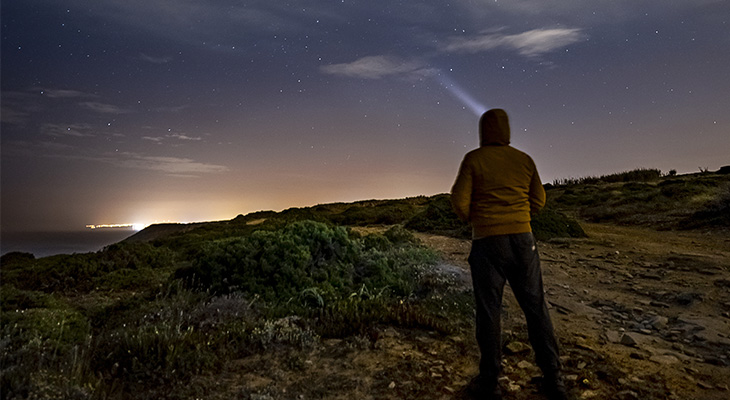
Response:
[86,223,147,231]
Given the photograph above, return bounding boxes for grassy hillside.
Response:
[1,168,727,399]
[546,168,730,231]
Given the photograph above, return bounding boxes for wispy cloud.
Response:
[321,27,584,81]
[38,88,96,98]
[441,28,585,57]
[139,53,173,64]
[41,123,96,137]
[141,133,202,143]
[155,105,190,113]
[321,56,436,79]
[0,106,31,125]
[169,133,202,141]
[110,152,229,176]
[80,102,132,114]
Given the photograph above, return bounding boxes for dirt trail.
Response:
[206,223,730,400]
[417,223,730,399]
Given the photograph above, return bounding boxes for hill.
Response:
[1,168,728,399]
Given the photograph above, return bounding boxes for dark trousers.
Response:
[468,232,561,385]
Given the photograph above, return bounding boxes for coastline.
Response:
[1,229,136,258]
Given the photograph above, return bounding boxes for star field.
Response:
[2,0,729,232]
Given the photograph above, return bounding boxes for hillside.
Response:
[1,168,728,400]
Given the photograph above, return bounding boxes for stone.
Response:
[697,381,714,389]
[616,391,640,400]
[649,316,669,330]
[605,330,621,343]
[506,382,521,392]
[505,341,530,354]
[649,355,680,364]
[620,332,641,346]
[517,360,533,369]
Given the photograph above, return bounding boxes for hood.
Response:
[479,108,511,146]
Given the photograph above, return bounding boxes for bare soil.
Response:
[188,223,730,400]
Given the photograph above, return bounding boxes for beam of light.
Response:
[436,73,488,117]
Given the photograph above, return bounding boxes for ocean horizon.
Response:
[1,229,137,258]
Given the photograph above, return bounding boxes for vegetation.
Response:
[1,221,446,399]
[2,167,726,398]
[547,168,730,230]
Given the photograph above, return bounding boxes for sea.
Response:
[1,229,137,258]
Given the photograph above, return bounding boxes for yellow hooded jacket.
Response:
[450,109,546,239]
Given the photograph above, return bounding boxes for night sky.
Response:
[2,1,729,232]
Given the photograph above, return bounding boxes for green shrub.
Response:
[405,195,470,238]
[179,221,358,301]
[1,242,176,294]
[681,183,730,229]
[331,202,418,226]
[177,221,437,308]
[530,209,587,241]
[0,285,56,310]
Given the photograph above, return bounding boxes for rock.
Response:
[616,390,640,400]
[648,315,669,330]
[697,381,714,389]
[649,355,680,364]
[605,330,622,343]
[620,332,642,347]
[505,341,530,354]
[517,360,533,369]
[506,382,521,392]
[388,381,396,389]
[629,352,646,360]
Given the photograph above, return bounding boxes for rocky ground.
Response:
[187,223,730,400]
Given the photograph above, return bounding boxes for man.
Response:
[451,109,568,400]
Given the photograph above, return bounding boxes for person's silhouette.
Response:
[451,109,569,400]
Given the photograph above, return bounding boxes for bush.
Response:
[1,242,176,294]
[405,195,470,238]
[178,221,436,305]
[680,183,730,229]
[530,209,587,241]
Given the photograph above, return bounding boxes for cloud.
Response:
[142,133,202,143]
[441,28,585,57]
[111,153,229,176]
[139,53,173,64]
[80,102,132,114]
[169,133,202,141]
[321,56,436,79]
[155,105,190,113]
[39,88,96,98]
[41,123,96,137]
[0,106,31,125]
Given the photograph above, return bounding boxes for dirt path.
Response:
[204,223,729,400]
[416,223,730,399]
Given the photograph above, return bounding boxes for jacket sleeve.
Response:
[528,160,546,214]
[450,157,473,222]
